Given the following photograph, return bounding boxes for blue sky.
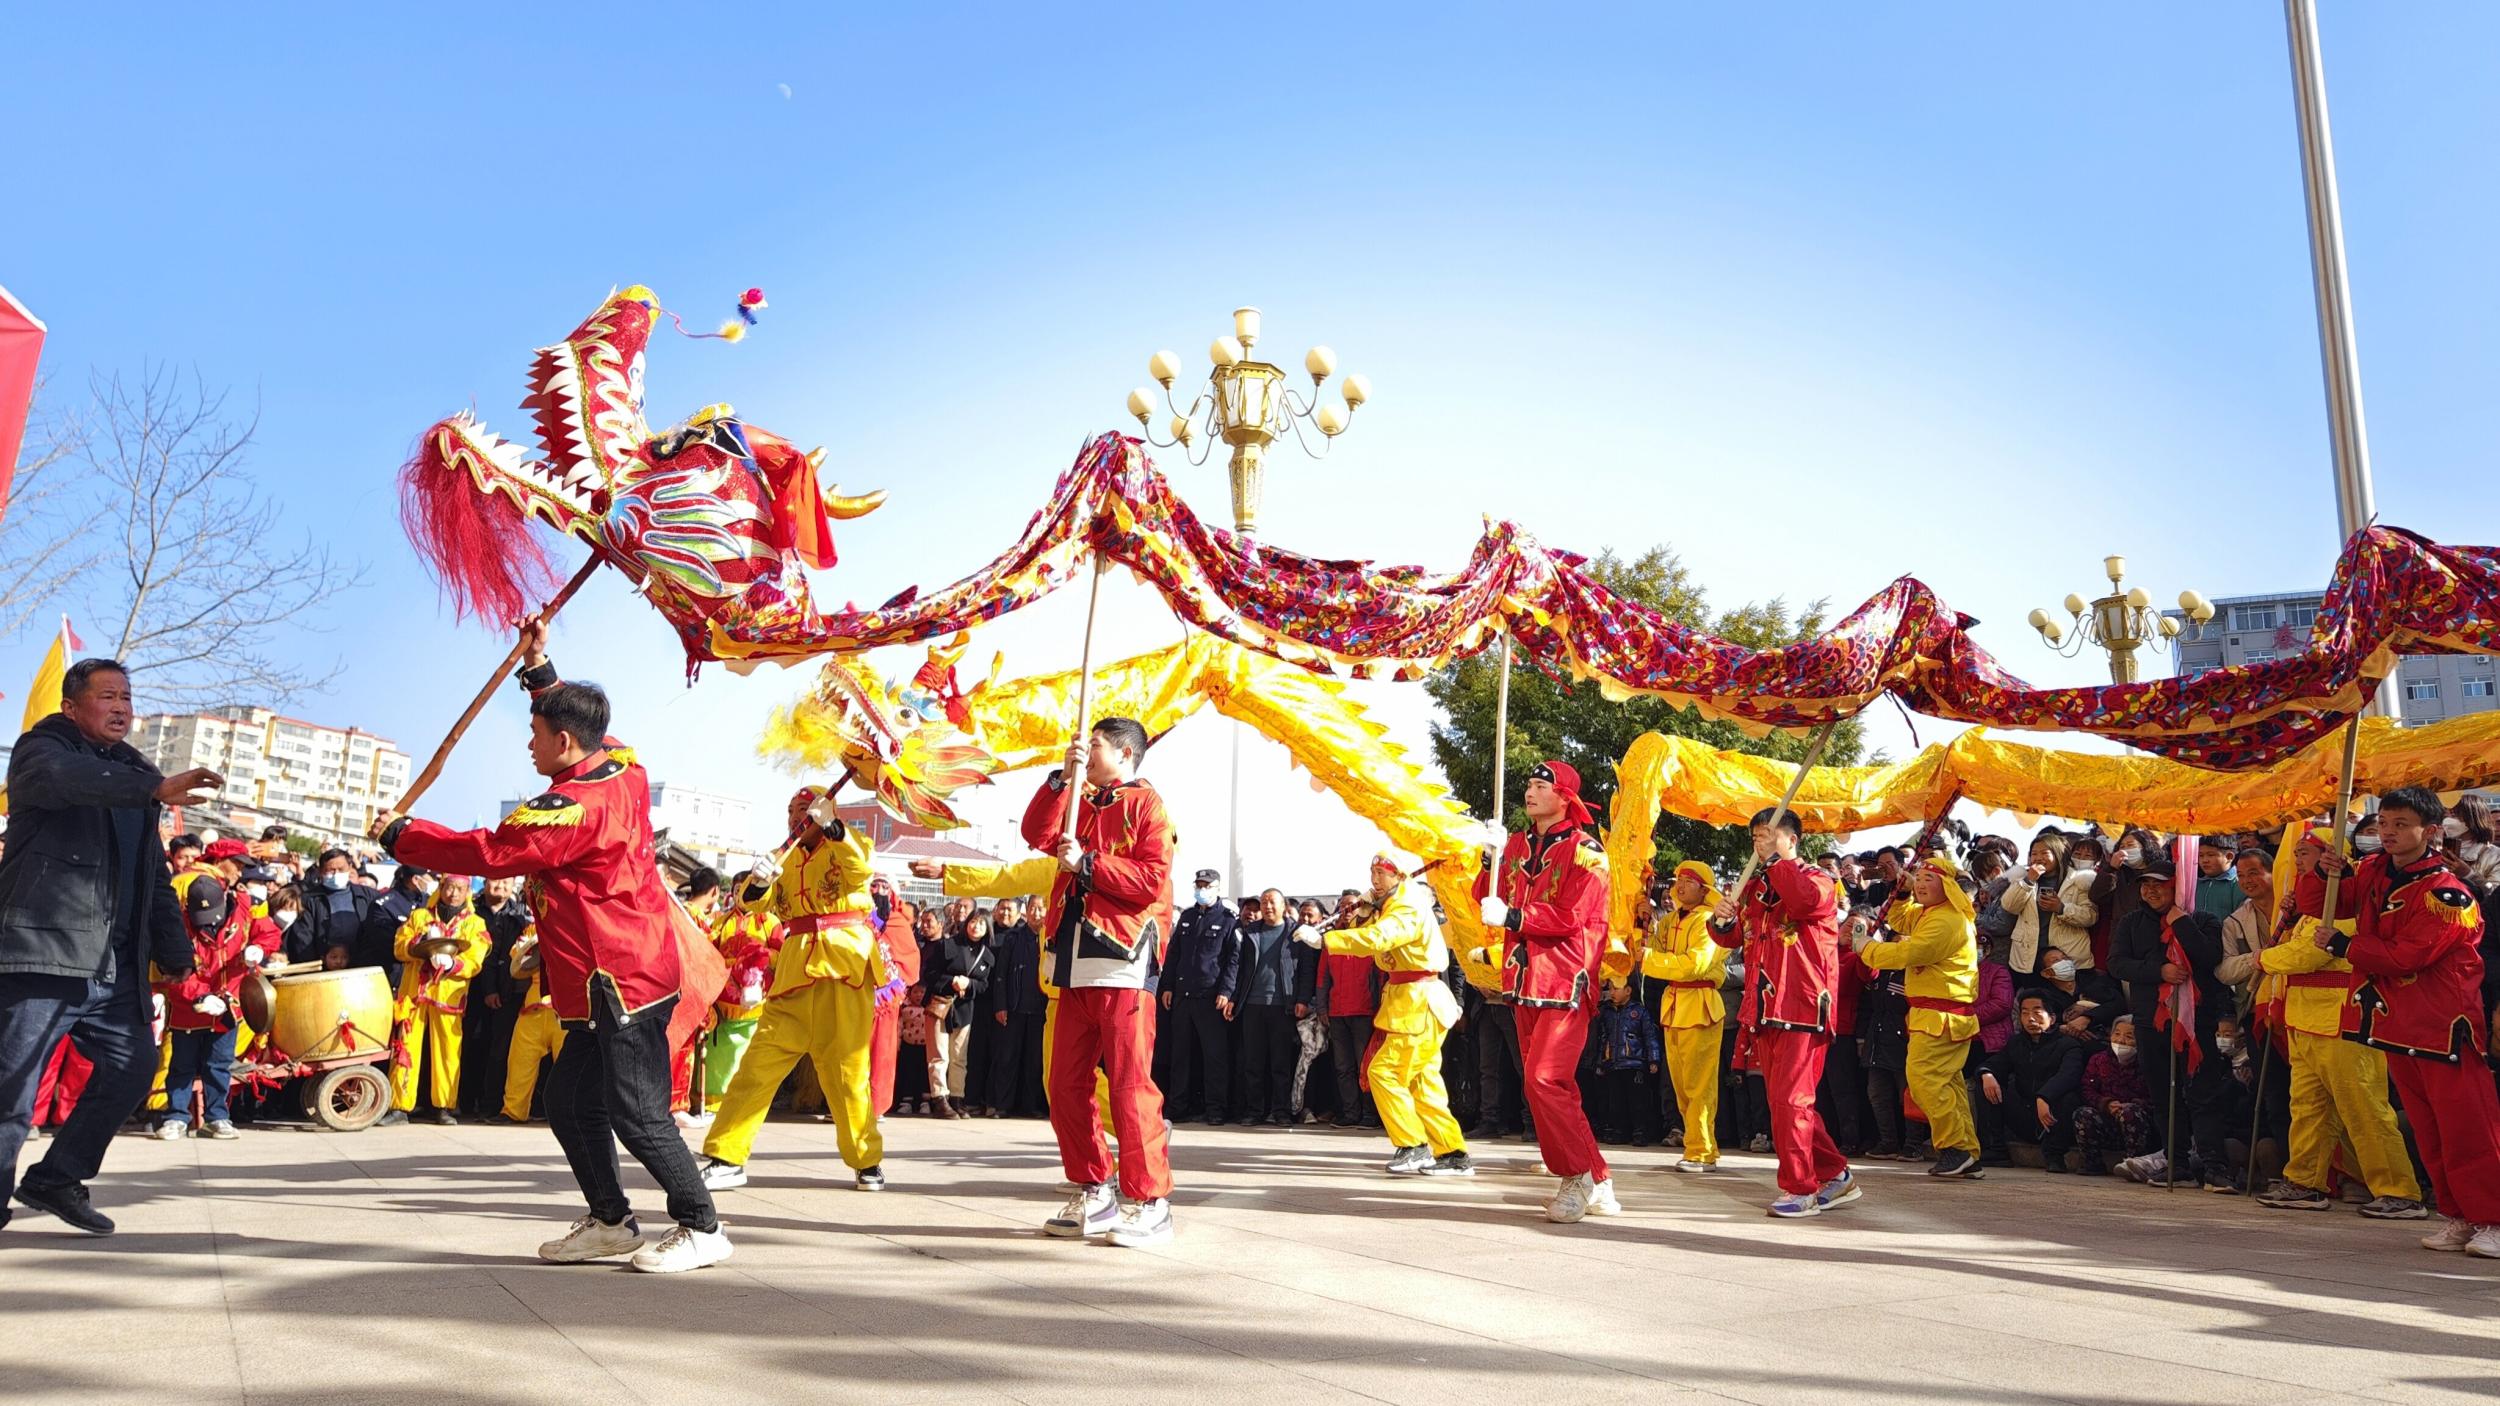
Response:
[5,5,2496,880]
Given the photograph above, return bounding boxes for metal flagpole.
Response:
[2284,0,2397,723]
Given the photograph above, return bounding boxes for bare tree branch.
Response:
[0,375,104,637]
[74,366,366,708]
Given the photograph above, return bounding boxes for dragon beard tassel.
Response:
[398,415,561,624]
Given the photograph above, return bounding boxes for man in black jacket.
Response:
[1980,992,2086,1169]
[1160,868,1241,1125]
[981,897,1048,1117]
[462,876,531,1118]
[291,848,375,965]
[0,659,218,1235]
[2105,858,2235,1189]
[357,865,436,983]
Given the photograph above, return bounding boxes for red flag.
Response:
[0,283,46,528]
[2153,916,2202,1073]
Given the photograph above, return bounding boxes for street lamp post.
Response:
[1125,307,1371,897]
[1126,306,1370,542]
[2029,555,2214,685]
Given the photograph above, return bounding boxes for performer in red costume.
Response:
[1473,760,1620,1225]
[1712,804,1856,1219]
[373,618,727,1275]
[2315,787,2500,1260]
[1024,716,1179,1248]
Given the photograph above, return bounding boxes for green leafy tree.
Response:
[1425,546,1865,877]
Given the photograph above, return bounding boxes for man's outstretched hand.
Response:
[518,613,550,670]
[155,767,223,806]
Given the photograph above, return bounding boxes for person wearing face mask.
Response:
[1158,868,1242,1126]
[1998,833,2099,979]
[2106,856,2236,1191]
[2070,1015,2155,1174]
[2443,795,2500,895]
[355,864,439,986]
[2033,944,2124,1025]
[387,875,490,1125]
[292,849,377,966]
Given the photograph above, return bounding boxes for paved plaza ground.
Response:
[6,1111,2499,1405]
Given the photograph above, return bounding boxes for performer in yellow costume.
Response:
[1303,852,1472,1176]
[909,854,1116,1130]
[1642,860,1730,1173]
[389,878,492,1121]
[2253,824,2427,1217]
[706,896,783,1102]
[700,786,887,1192]
[498,933,566,1123]
[1857,853,1983,1179]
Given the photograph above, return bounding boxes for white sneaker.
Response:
[2421,1217,2476,1252]
[1584,1177,1622,1218]
[629,1224,733,1274]
[1044,1182,1118,1238]
[153,1121,186,1141]
[698,1157,747,1191]
[1546,1173,1592,1224]
[2467,1225,2500,1260]
[673,1110,715,1129]
[1385,1145,1434,1176]
[1106,1197,1174,1248]
[1674,1159,1716,1174]
[538,1214,645,1263]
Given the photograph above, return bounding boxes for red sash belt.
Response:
[784,910,872,935]
[1382,969,1434,984]
[1907,996,1974,1015]
[2286,972,2355,990]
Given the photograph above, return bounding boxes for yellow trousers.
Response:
[148,1035,172,1111]
[1041,996,1117,1129]
[501,1006,565,1121]
[2286,1029,2420,1200]
[1664,1023,1723,1163]
[704,979,881,1171]
[1368,1025,1465,1156]
[1906,1031,1976,1156]
[390,1010,464,1112]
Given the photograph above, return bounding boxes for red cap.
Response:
[203,838,250,862]
[1530,760,1594,829]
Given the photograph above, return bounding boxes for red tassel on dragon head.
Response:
[399,285,884,676]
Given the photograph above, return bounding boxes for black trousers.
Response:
[2142,1026,2234,1172]
[546,979,716,1233]
[1238,1004,1298,1118]
[1473,1003,1524,1131]
[1328,1013,1375,1124]
[1866,1063,1908,1150]
[1819,1035,1866,1152]
[987,1010,1046,1115]
[1167,994,1233,1118]
[1999,1089,2081,1160]
[1599,1067,1659,1142]
[459,999,518,1116]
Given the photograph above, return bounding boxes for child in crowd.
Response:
[1591,979,1662,1145]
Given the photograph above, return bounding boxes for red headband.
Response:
[1531,760,1595,828]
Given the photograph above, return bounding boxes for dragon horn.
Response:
[805,446,887,520]
[824,485,887,520]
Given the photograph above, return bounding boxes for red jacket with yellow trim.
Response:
[1018,774,1177,976]
[1724,857,1841,1035]
[2323,851,2488,1064]
[1479,824,1608,1009]
[384,672,680,1023]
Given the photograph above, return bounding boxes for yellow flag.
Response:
[20,616,78,733]
[0,616,81,815]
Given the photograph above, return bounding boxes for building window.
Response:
[2465,678,2495,699]
[2231,604,2278,632]
[2405,679,2441,702]
[2284,603,2317,628]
